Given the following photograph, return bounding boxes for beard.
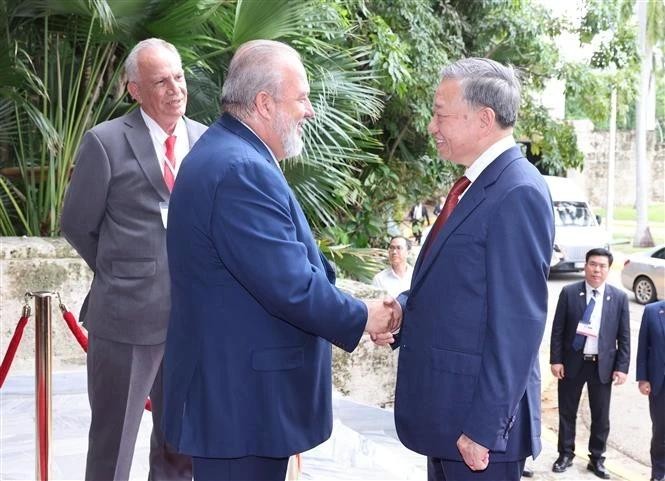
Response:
[274,110,304,159]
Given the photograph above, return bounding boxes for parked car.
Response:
[544,176,610,272]
[621,245,665,304]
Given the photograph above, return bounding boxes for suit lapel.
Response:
[598,284,615,340]
[411,146,522,291]
[576,282,587,320]
[411,185,484,287]
[183,117,198,151]
[124,109,170,201]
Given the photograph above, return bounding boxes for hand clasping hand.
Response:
[364,297,403,346]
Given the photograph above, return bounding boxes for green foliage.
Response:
[565,0,640,131]
[331,0,593,248]
[2,0,650,274]
[563,63,638,129]
[0,0,132,235]
[0,0,386,279]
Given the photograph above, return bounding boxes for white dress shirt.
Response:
[460,135,516,199]
[140,109,189,178]
[372,265,414,298]
[583,282,605,355]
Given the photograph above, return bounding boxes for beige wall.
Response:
[572,122,664,209]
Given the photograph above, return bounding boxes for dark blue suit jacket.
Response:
[162,114,367,458]
[637,301,665,396]
[394,146,554,463]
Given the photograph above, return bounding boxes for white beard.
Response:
[274,111,303,159]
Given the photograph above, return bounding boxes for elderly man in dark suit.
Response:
[550,247,631,479]
[637,300,665,481]
[388,57,554,481]
[162,39,398,481]
[61,38,207,480]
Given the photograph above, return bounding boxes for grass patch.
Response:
[593,204,665,254]
[596,203,665,223]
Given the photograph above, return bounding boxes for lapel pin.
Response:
[606,296,611,301]
[579,292,585,296]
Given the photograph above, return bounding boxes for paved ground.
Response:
[0,253,656,480]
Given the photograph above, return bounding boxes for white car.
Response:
[544,176,610,272]
[621,245,665,304]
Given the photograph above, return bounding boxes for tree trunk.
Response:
[633,0,654,247]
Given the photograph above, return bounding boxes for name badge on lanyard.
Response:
[159,202,169,229]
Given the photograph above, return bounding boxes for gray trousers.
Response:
[85,334,191,481]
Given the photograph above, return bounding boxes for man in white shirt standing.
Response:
[550,248,630,479]
[373,236,414,297]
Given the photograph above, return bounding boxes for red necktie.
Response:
[421,175,471,258]
[163,135,177,192]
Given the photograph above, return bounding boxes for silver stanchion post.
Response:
[32,291,54,481]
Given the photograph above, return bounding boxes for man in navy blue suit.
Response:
[388,58,554,481]
[637,300,665,481]
[162,40,398,481]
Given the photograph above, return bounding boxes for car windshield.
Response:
[553,201,597,227]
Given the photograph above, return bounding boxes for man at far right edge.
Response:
[636,300,665,481]
[550,247,630,479]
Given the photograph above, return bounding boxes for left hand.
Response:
[638,380,651,395]
[456,434,489,471]
[612,371,627,385]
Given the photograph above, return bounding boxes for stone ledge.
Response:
[0,237,80,260]
[0,237,397,406]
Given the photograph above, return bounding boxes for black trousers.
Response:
[427,457,525,481]
[557,358,612,461]
[192,455,289,481]
[649,382,665,479]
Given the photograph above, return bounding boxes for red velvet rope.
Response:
[0,314,29,388]
[0,302,151,412]
[62,309,88,352]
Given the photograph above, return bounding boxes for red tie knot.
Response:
[449,175,471,198]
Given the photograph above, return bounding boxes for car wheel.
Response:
[633,276,657,305]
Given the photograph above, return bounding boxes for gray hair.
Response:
[440,58,521,128]
[124,38,181,82]
[221,40,302,120]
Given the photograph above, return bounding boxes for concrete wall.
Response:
[571,121,664,209]
[0,237,92,370]
[0,237,398,406]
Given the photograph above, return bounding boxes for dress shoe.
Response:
[552,455,574,473]
[521,467,534,477]
[587,459,610,479]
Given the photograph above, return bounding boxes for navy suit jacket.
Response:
[637,301,665,396]
[394,146,554,462]
[550,281,630,384]
[162,113,367,458]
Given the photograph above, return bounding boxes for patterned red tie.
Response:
[163,135,177,192]
[421,175,471,258]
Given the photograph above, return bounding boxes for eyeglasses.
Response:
[388,245,404,251]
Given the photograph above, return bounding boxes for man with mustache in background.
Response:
[61,38,207,480]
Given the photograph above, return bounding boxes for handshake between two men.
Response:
[363,297,403,347]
